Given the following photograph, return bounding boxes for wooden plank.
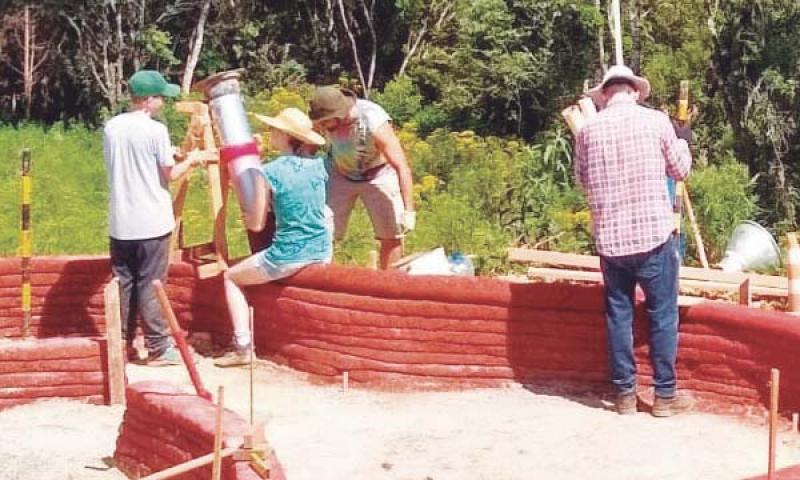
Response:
[103,277,125,406]
[508,248,787,290]
[526,267,787,298]
[174,101,208,115]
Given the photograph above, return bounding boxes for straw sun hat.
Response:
[585,65,651,104]
[253,108,326,146]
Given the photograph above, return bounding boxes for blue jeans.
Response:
[600,235,679,398]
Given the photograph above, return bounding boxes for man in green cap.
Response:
[103,69,199,365]
[310,86,416,269]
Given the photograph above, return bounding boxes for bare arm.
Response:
[373,122,414,211]
[160,150,198,182]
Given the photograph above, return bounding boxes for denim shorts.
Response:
[255,255,331,282]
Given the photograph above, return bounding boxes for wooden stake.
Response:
[20,149,32,337]
[249,306,255,426]
[211,386,224,480]
[768,368,780,480]
[103,277,126,406]
[682,186,710,269]
[342,371,349,393]
[739,278,752,307]
[139,447,237,480]
[792,412,798,434]
[152,279,212,401]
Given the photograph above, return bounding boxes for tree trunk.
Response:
[23,5,32,118]
[336,0,368,96]
[595,0,607,75]
[628,0,642,73]
[182,0,212,94]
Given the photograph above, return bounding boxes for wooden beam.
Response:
[139,447,237,480]
[526,267,787,298]
[103,277,125,406]
[508,248,787,289]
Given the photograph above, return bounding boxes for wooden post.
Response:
[768,368,780,480]
[792,412,798,434]
[152,279,213,401]
[677,80,690,122]
[249,306,255,426]
[103,277,126,406]
[20,149,32,337]
[787,233,800,314]
[211,386,225,480]
[739,278,752,307]
[342,371,349,393]
[367,250,378,270]
[682,186,710,269]
[139,447,238,480]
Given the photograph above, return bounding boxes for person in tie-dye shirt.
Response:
[310,86,415,269]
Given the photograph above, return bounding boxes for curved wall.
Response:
[1,256,798,417]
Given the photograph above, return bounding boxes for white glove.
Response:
[400,210,416,232]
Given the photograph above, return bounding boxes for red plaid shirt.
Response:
[574,99,692,257]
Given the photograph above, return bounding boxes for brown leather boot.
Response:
[615,392,638,415]
[652,393,694,417]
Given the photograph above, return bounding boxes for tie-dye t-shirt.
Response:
[327,99,391,181]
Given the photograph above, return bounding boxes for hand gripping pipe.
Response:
[193,70,268,232]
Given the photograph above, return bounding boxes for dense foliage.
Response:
[0,1,793,272]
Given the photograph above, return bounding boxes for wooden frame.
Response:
[171,101,230,278]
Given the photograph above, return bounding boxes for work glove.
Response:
[400,210,416,233]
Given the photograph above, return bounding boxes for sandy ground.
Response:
[2,356,800,480]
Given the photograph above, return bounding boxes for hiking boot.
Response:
[652,393,694,417]
[145,346,182,367]
[214,344,251,368]
[615,392,638,415]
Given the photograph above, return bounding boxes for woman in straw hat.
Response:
[215,107,331,367]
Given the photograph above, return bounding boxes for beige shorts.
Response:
[328,165,404,240]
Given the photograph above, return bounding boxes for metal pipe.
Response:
[193,70,267,233]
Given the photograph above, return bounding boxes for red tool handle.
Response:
[152,279,213,401]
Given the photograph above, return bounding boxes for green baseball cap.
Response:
[128,70,181,98]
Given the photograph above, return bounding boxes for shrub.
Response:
[687,157,757,263]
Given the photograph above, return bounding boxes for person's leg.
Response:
[223,254,271,350]
[135,234,172,358]
[327,170,359,244]
[379,239,403,269]
[361,168,405,269]
[600,254,638,397]
[636,235,679,399]
[216,254,310,367]
[110,238,137,347]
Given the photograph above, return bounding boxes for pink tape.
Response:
[220,141,259,164]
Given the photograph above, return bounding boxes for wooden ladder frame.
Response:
[170,101,230,279]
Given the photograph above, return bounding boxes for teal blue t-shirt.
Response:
[259,155,331,265]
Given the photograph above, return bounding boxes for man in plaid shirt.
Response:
[574,65,693,417]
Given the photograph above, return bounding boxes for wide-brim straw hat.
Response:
[253,107,326,146]
[586,65,651,104]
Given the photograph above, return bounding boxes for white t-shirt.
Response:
[103,111,176,240]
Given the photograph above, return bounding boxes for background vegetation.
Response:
[1,0,796,273]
